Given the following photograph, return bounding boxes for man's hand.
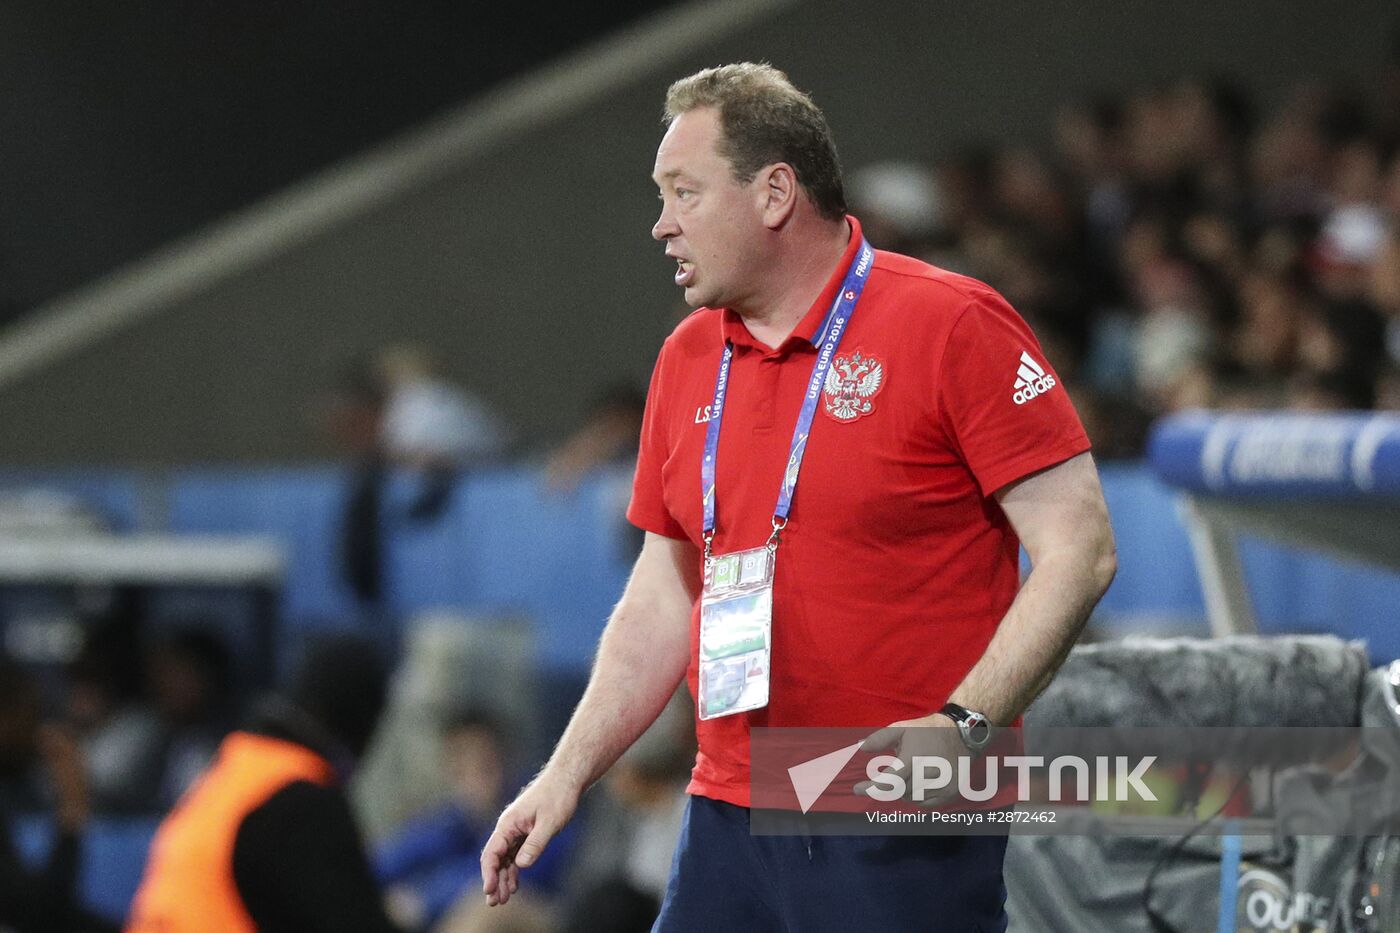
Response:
[480,533,695,906]
[479,774,580,907]
[853,713,969,808]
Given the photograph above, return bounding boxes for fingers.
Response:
[857,721,912,798]
[486,848,524,905]
[487,864,515,907]
[481,846,499,896]
[481,813,551,907]
[480,783,578,907]
[480,827,516,897]
[853,772,958,807]
[513,817,557,869]
[495,867,510,906]
[860,722,909,753]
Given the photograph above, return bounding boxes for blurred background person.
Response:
[145,626,238,807]
[376,343,512,470]
[322,344,517,610]
[125,635,401,933]
[64,625,165,814]
[322,358,395,606]
[0,659,118,933]
[542,383,646,494]
[375,708,573,932]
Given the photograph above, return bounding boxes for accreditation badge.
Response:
[697,545,774,720]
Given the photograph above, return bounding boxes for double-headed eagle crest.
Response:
[822,350,885,422]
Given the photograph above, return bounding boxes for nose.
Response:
[652,201,679,242]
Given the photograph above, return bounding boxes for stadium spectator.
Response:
[125,636,402,933]
[322,358,393,605]
[1375,363,1400,410]
[844,160,944,254]
[64,628,165,813]
[1368,226,1400,357]
[145,627,237,807]
[323,345,515,605]
[543,383,646,493]
[375,709,571,932]
[0,659,118,933]
[376,343,512,469]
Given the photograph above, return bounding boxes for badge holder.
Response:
[691,239,872,722]
[697,520,784,720]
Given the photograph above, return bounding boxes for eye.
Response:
[675,188,692,200]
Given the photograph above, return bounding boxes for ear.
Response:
[757,163,799,229]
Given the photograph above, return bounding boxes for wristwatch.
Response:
[939,702,993,752]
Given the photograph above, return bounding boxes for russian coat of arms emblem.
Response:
[821,350,885,422]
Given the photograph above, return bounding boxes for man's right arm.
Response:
[480,530,696,906]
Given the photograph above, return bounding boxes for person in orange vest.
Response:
[126,636,402,933]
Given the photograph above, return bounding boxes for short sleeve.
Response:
[936,290,1091,496]
[627,344,689,540]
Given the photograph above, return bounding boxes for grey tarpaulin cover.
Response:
[1006,637,1394,932]
[1025,635,1370,729]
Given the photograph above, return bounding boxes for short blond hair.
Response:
[664,63,847,221]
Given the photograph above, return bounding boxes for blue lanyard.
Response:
[701,239,874,551]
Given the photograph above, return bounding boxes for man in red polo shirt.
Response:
[482,63,1116,931]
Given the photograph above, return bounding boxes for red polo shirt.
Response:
[627,217,1090,807]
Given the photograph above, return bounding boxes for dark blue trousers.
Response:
[652,796,1008,933]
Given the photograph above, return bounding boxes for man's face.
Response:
[652,107,764,309]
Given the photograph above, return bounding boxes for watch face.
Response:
[941,704,992,749]
[963,713,991,747]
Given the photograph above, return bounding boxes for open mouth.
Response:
[674,258,695,287]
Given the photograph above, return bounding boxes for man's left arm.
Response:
[947,450,1116,724]
[862,451,1114,772]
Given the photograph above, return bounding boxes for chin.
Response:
[683,284,720,309]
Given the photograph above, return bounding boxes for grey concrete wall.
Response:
[2,0,1395,463]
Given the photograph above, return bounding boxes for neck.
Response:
[733,218,851,347]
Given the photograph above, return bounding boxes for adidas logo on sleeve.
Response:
[1011,350,1057,405]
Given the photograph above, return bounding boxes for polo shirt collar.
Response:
[719,215,864,353]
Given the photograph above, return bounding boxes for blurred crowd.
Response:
[2,620,234,933]
[2,620,693,933]
[851,64,1400,457]
[0,338,655,932]
[0,329,657,933]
